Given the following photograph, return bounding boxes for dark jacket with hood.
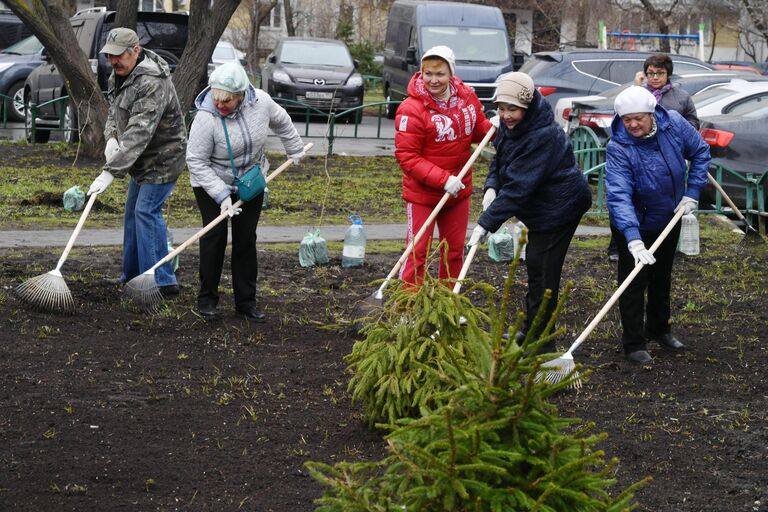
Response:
[605,105,710,242]
[646,82,699,129]
[477,91,592,233]
[103,48,187,184]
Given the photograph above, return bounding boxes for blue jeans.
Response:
[121,178,177,286]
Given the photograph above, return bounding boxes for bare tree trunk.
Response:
[172,0,241,113]
[638,0,681,53]
[283,0,295,36]
[5,0,108,158]
[107,0,139,30]
[246,0,279,75]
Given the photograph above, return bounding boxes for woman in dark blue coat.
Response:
[468,72,592,353]
[606,86,710,363]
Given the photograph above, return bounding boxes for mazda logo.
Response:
[313,78,326,86]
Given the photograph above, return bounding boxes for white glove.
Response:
[628,240,656,266]
[482,188,497,211]
[88,170,114,196]
[220,196,241,218]
[289,151,305,165]
[443,175,465,197]
[674,196,698,215]
[489,115,500,129]
[104,137,119,162]
[467,225,487,247]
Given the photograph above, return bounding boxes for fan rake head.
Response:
[122,271,164,313]
[14,270,75,314]
[535,353,582,390]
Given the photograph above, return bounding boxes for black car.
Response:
[700,109,768,211]
[261,37,364,116]
[0,8,33,50]
[24,8,188,143]
[518,49,714,108]
[0,35,44,122]
[567,72,768,143]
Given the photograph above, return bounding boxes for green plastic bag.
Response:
[299,229,330,268]
[166,228,180,273]
[63,185,85,212]
[488,225,515,262]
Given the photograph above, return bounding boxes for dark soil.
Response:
[1,233,767,511]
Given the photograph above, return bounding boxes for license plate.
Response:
[305,91,333,99]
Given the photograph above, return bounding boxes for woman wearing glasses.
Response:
[634,53,699,129]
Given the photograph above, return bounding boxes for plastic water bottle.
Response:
[262,186,269,209]
[512,221,527,260]
[678,213,699,255]
[342,214,366,268]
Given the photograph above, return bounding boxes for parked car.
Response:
[712,60,768,75]
[24,8,188,144]
[211,40,245,68]
[700,109,768,210]
[564,72,768,142]
[711,63,762,75]
[261,37,364,117]
[519,49,714,108]
[0,35,44,122]
[0,8,33,50]
[693,80,768,117]
[382,0,513,117]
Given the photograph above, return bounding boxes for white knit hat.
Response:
[421,45,456,75]
[209,62,250,93]
[614,86,657,117]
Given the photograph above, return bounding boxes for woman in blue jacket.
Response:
[469,72,592,353]
[606,86,710,363]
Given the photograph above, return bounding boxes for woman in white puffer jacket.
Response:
[186,62,304,322]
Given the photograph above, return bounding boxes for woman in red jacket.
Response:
[394,45,493,285]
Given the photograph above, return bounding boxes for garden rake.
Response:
[538,208,686,389]
[707,173,764,245]
[362,126,496,311]
[14,192,99,314]
[122,143,313,313]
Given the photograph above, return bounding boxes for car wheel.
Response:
[63,101,79,144]
[7,80,26,122]
[25,97,49,143]
[385,91,396,119]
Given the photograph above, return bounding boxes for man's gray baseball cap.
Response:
[100,28,140,55]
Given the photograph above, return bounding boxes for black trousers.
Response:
[523,218,582,348]
[610,221,682,354]
[193,187,263,310]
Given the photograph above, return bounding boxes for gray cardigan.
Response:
[186,84,304,204]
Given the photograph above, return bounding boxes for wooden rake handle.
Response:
[375,126,496,294]
[148,142,313,273]
[452,243,479,294]
[55,192,99,272]
[566,207,685,355]
[707,172,749,224]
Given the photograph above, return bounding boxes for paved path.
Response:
[0,224,610,249]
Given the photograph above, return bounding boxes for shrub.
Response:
[308,255,649,510]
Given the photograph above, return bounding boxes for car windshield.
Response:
[280,42,352,67]
[693,84,752,108]
[1,35,42,55]
[213,44,235,61]
[421,26,509,63]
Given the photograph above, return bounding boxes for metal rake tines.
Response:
[122,274,164,313]
[536,357,582,389]
[14,271,75,314]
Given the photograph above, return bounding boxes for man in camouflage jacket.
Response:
[87,28,187,296]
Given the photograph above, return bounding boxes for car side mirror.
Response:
[40,47,49,62]
[353,58,360,69]
[267,54,276,64]
[406,47,417,65]
[240,58,247,66]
